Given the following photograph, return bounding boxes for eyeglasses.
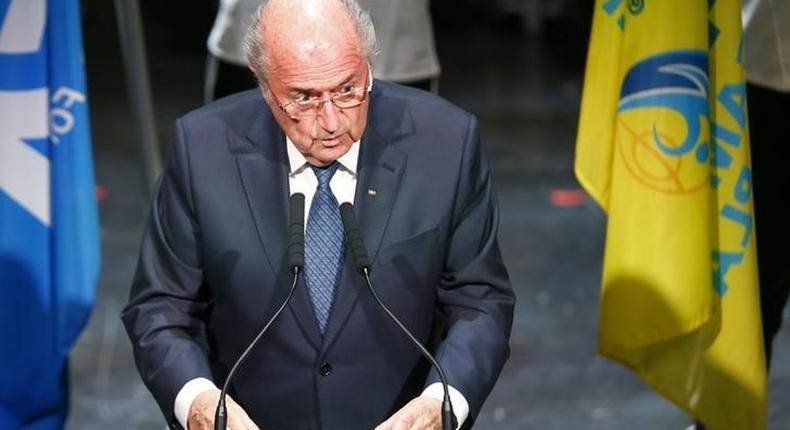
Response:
[271,64,373,120]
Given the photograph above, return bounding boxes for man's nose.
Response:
[317,100,340,133]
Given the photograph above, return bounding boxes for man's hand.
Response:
[375,397,443,430]
[187,389,260,430]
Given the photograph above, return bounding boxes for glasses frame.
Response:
[269,63,373,120]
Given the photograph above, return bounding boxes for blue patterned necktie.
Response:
[304,162,345,334]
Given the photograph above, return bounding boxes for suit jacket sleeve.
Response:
[121,118,214,425]
[428,113,515,422]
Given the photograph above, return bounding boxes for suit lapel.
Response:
[235,108,322,349]
[321,85,409,351]
[354,126,407,265]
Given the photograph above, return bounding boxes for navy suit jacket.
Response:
[122,81,515,430]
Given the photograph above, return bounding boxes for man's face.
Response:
[262,41,370,167]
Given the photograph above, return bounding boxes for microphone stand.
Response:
[339,203,456,430]
[214,193,305,430]
[214,267,300,430]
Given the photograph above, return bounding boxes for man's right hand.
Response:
[187,389,260,430]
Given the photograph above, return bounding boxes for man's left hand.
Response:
[375,397,443,430]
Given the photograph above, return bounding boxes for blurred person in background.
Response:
[357,0,441,93]
[742,0,790,369]
[204,0,261,103]
[204,0,441,102]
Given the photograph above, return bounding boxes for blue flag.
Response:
[0,0,100,428]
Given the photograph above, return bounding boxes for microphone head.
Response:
[339,202,371,273]
[288,193,305,269]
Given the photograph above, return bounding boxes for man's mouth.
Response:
[320,136,342,147]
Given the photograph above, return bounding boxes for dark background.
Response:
[66,1,790,428]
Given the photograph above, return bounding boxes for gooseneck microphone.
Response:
[214,193,305,430]
[338,203,457,430]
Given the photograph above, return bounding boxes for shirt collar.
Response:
[286,136,360,176]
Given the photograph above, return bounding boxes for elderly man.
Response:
[122,0,514,429]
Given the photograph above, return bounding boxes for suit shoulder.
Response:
[374,80,474,124]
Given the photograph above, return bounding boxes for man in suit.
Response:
[122,0,515,429]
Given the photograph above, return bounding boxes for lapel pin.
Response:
[367,188,377,197]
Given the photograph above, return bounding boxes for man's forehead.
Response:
[271,55,365,92]
[260,0,367,88]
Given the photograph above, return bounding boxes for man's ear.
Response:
[258,80,273,105]
[259,85,270,102]
[248,66,266,94]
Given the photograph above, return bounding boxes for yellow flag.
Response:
[575,0,766,428]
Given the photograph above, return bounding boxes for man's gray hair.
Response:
[243,0,378,83]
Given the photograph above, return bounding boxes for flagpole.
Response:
[114,0,162,196]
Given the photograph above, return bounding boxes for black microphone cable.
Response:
[338,202,457,430]
[214,193,306,430]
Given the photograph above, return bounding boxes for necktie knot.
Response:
[311,162,340,189]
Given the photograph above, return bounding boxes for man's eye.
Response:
[293,93,310,103]
[340,85,355,94]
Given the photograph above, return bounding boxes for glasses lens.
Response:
[332,91,362,108]
[332,90,364,109]
[284,101,317,118]
[284,88,367,118]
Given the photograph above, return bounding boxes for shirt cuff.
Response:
[174,377,218,429]
[420,383,469,429]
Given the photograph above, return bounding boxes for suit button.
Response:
[319,362,332,376]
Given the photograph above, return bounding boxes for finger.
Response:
[391,416,413,430]
[374,419,392,430]
[242,413,259,430]
[407,408,436,430]
[408,415,434,430]
[227,411,246,430]
[189,413,214,430]
[392,409,419,430]
[231,407,254,430]
[407,416,426,430]
[227,400,258,430]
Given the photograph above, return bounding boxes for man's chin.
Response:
[310,141,352,164]
[308,151,344,167]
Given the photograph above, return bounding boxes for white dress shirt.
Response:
[207,0,262,65]
[174,138,468,429]
[286,137,359,216]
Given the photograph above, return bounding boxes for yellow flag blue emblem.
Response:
[575,0,767,428]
